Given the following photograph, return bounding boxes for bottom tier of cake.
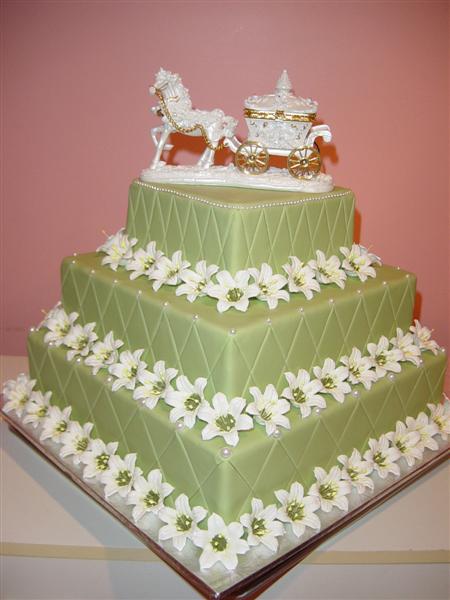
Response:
[26,327,447,522]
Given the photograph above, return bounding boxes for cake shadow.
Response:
[353,209,362,245]
[413,290,422,322]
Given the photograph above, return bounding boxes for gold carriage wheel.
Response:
[287,146,322,180]
[234,141,269,175]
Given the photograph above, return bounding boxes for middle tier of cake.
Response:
[61,252,416,399]
[27,325,447,522]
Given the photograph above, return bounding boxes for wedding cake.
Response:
[3,70,448,573]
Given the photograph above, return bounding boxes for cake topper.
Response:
[141,68,333,192]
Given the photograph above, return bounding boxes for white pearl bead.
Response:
[356,289,362,295]
[113,279,118,285]
[71,260,76,264]
[73,252,78,257]
[352,389,360,398]
[405,274,410,278]
[328,298,334,305]
[387,373,396,382]
[299,307,304,314]
[440,347,446,354]
[220,447,232,459]
[176,420,185,431]
[229,328,236,335]
[314,408,321,415]
[396,266,401,270]
[266,318,272,325]
[163,301,169,307]
[107,376,113,383]
[193,314,199,321]
[76,357,82,363]
[137,289,142,296]
[29,326,35,333]
[382,281,387,286]
[418,358,424,367]
[272,427,282,438]
[90,269,95,275]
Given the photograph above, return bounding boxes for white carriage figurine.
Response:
[147,68,332,186]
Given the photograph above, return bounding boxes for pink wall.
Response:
[2,1,449,380]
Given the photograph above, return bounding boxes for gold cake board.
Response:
[2,401,449,600]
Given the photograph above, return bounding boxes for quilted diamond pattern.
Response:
[27,329,447,521]
[61,253,416,398]
[126,181,355,272]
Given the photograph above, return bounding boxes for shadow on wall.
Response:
[353,209,361,245]
[413,291,422,323]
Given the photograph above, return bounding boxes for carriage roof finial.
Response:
[276,70,292,96]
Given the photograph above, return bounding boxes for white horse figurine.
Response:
[149,68,238,169]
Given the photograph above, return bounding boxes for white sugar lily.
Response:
[193,513,249,571]
[427,402,450,440]
[158,493,207,551]
[386,421,422,467]
[176,260,219,302]
[100,453,142,499]
[308,466,351,512]
[97,228,137,271]
[313,358,351,403]
[2,373,37,417]
[364,435,401,479]
[80,439,119,480]
[338,449,374,494]
[361,245,382,265]
[109,349,148,391]
[151,250,191,291]
[126,469,174,523]
[208,270,259,312]
[340,347,377,390]
[60,421,94,465]
[340,244,377,281]
[165,376,208,428]
[367,336,403,378]
[198,393,253,446]
[390,328,421,366]
[275,482,320,538]
[240,498,284,552]
[405,412,439,452]
[43,307,78,346]
[133,360,178,409]
[309,250,347,289]
[410,320,440,355]
[126,241,163,280]
[281,370,326,418]
[64,323,98,361]
[248,263,289,309]
[23,390,52,427]
[85,332,124,375]
[282,256,320,299]
[247,384,290,436]
[40,405,73,442]
[37,301,61,330]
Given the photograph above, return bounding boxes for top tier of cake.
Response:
[127,181,355,272]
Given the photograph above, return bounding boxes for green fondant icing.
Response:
[60,252,416,398]
[27,330,446,521]
[21,180,447,524]
[126,181,355,272]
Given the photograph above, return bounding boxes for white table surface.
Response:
[1,355,449,600]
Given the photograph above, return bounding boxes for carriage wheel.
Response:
[287,146,321,180]
[235,142,269,175]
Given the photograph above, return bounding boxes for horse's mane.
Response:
[155,69,192,111]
